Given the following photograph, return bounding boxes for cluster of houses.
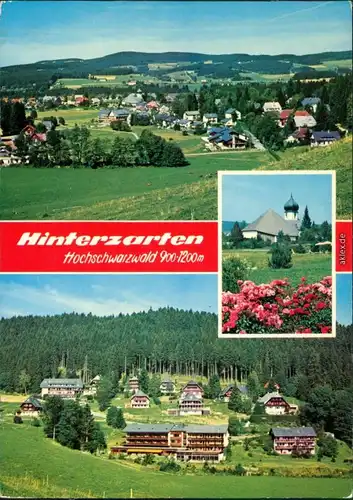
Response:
[14,376,319,462]
[263,98,342,147]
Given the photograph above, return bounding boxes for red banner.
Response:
[0,221,217,273]
[336,220,352,273]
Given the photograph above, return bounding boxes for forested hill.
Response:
[0,309,351,395]
[2,50,352,71]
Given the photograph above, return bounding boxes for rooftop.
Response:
[271,427,317,438]
[243,209,299,238]
[124,423,228,434]
[40,378,83,388]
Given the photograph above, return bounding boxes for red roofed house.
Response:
[279,109,294,127]
[280,110,316,129]
[22,125,46,143]
[147,101,159,110]
[75,96,89,106]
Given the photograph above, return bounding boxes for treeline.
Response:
[14,127,188,169]
[0,309,351,397]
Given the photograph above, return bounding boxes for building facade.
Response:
[160,379,176,394]
[128,376,139,393]
[130,390,150,408]
[181,380,204,399]
[270,427,317,455]
[257,392,297,415]
[20,396,42,416]
[111,423,229,462]
[40,378,83,399]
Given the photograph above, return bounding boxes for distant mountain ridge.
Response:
[1,49,352,70]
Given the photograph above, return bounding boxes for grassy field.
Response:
[259,138,352,220]
[0,406,351,499]
[0,150,266,220]
[0,112,351,220]
[223,250,332,286]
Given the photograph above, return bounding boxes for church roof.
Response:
[284,194,299,212]
[242,209,299,238]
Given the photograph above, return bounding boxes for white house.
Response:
[183,110,200,121]
[225,108,241,120]
[203,113,218,124]
[263,102,282,114]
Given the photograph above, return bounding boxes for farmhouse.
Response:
[293,110,317,128]
[263,102,282,114]
[225,108,241,120]
[204,127,248,150]
[111,423,229,462]
[22,124,47,143]
[160,378,176,394]
[181,380,204,399]
[130,390,150,409]
[279,109,317,128]
[122,93,145,107]
[0,148,21,166]
[257,392,297,415]
[219,384,234,402]
[183,111,201,121]
[40,378,83,399]
[242,194,301,243]
[128,376,139,393]
[203,113,218,124]
[19,396,42,416]
[83,375,101,396]
[146,100,159,110]
[311,131,340,147]
[270,427,317,455]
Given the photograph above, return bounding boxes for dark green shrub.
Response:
[31,417,41,427]
[222,257,249,293]
[293,244,306,254]
[269,244,293,269]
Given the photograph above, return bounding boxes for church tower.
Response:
[284,194,299,221]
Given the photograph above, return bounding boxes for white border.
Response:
[217,170,336,339]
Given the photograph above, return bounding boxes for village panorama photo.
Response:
[0,273,352,498]
[218,171,335,337]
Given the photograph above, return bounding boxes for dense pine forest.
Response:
[0,309,351,396]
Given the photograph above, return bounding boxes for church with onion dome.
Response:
[242,194,301,243]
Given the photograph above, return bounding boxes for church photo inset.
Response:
[218,171,335,338]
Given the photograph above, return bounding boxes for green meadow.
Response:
[223,250,332,286]
[0,151,265,220]
[0,105,351,220]
[0,406,351,499]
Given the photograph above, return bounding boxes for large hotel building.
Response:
[111,423,229,462]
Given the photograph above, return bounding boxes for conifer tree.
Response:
[228,387,243,413]
[301,206,312,230]
[138,369,149,394]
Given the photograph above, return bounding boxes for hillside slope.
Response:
[0,423,351,498]
[258,137,352,220]
[57,138,352,220]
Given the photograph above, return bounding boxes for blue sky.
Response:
[336,273,352,326]
[222,173,333,224]
[0,1,351,66]
[0,274,217,318]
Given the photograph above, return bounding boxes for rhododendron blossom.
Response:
[222,276,332,334]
